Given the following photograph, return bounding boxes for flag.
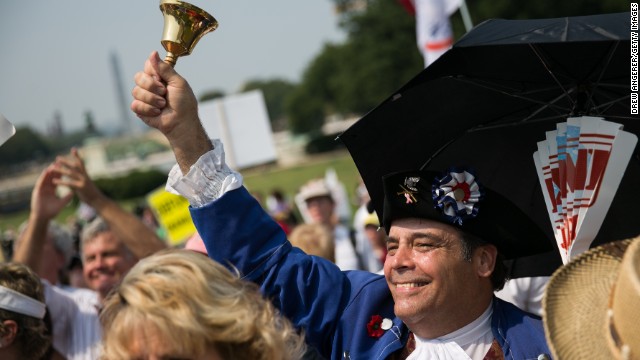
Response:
[400,0,462,67]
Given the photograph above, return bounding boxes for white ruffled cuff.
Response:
[166,139,243,208]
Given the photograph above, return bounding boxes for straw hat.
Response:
[542,236,640,360]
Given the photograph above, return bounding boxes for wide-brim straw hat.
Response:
[542,236,640,360]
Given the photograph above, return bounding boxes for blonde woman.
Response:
[100,249,307,360]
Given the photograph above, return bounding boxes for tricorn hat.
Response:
[381,168,552,259]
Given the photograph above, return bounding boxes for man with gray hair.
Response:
[14,148,166,360]
[78,216,138,301]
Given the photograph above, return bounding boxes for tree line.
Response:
[3,0,630,166]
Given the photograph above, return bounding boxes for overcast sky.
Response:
[0,1,346,133]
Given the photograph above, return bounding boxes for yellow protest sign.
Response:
[146,187,196,246]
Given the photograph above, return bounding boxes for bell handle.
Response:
[163,52,178,68]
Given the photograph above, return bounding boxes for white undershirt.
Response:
[408,303,493,360]
[43,281,102,360]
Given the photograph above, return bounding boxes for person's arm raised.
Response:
[131,51,213,175]
[52,148,166,259]
[13,165,73,270]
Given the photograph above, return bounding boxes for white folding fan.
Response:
[533,116,638,264]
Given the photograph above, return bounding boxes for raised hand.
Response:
[52,148,103,207]
[30,164,74,223]
[131,51,200,138]
[131,50,213,174]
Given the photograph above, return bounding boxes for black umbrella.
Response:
[339,12,638,275]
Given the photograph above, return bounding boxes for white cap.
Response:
[297,179,333,203]
[0,285,46,319]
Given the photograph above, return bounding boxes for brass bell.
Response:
[159,0,218,67]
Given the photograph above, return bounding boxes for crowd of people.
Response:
[0,43,637,360]
[0,127,391,359]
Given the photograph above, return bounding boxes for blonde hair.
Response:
[289,224,335,263]
[100,249,307,360]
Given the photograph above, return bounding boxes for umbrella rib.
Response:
[469,114,572,131]
[582,41,620,115]
[517,92,571,123]
[420,137,458,171]
[591,93,631,114]
[528,44,576,110]
[452,76,572,113]
[596,83,632,89]
[420,112,568,170]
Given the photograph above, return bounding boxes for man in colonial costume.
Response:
[130,51,552,359]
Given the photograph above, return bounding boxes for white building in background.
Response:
[80,131,176,179]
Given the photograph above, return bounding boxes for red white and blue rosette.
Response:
[432,169,484,225]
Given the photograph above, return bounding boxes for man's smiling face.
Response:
[384,218,485,337]
[82,231,136,301]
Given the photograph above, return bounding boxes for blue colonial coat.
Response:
[191,187,552,360]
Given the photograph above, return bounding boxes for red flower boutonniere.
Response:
[366,315,393,338]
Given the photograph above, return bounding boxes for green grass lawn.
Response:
[0,199,145,233]
[0,205,77,233]
[0,150,364,232]
[243,150,361,205]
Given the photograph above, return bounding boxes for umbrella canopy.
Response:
[340,12,638,271]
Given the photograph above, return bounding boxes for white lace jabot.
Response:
[407,303,493,360]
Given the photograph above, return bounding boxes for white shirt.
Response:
[495,276,550,316]
[333,224,361,270]
[408,304,493,360]
[43,281,102,360]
